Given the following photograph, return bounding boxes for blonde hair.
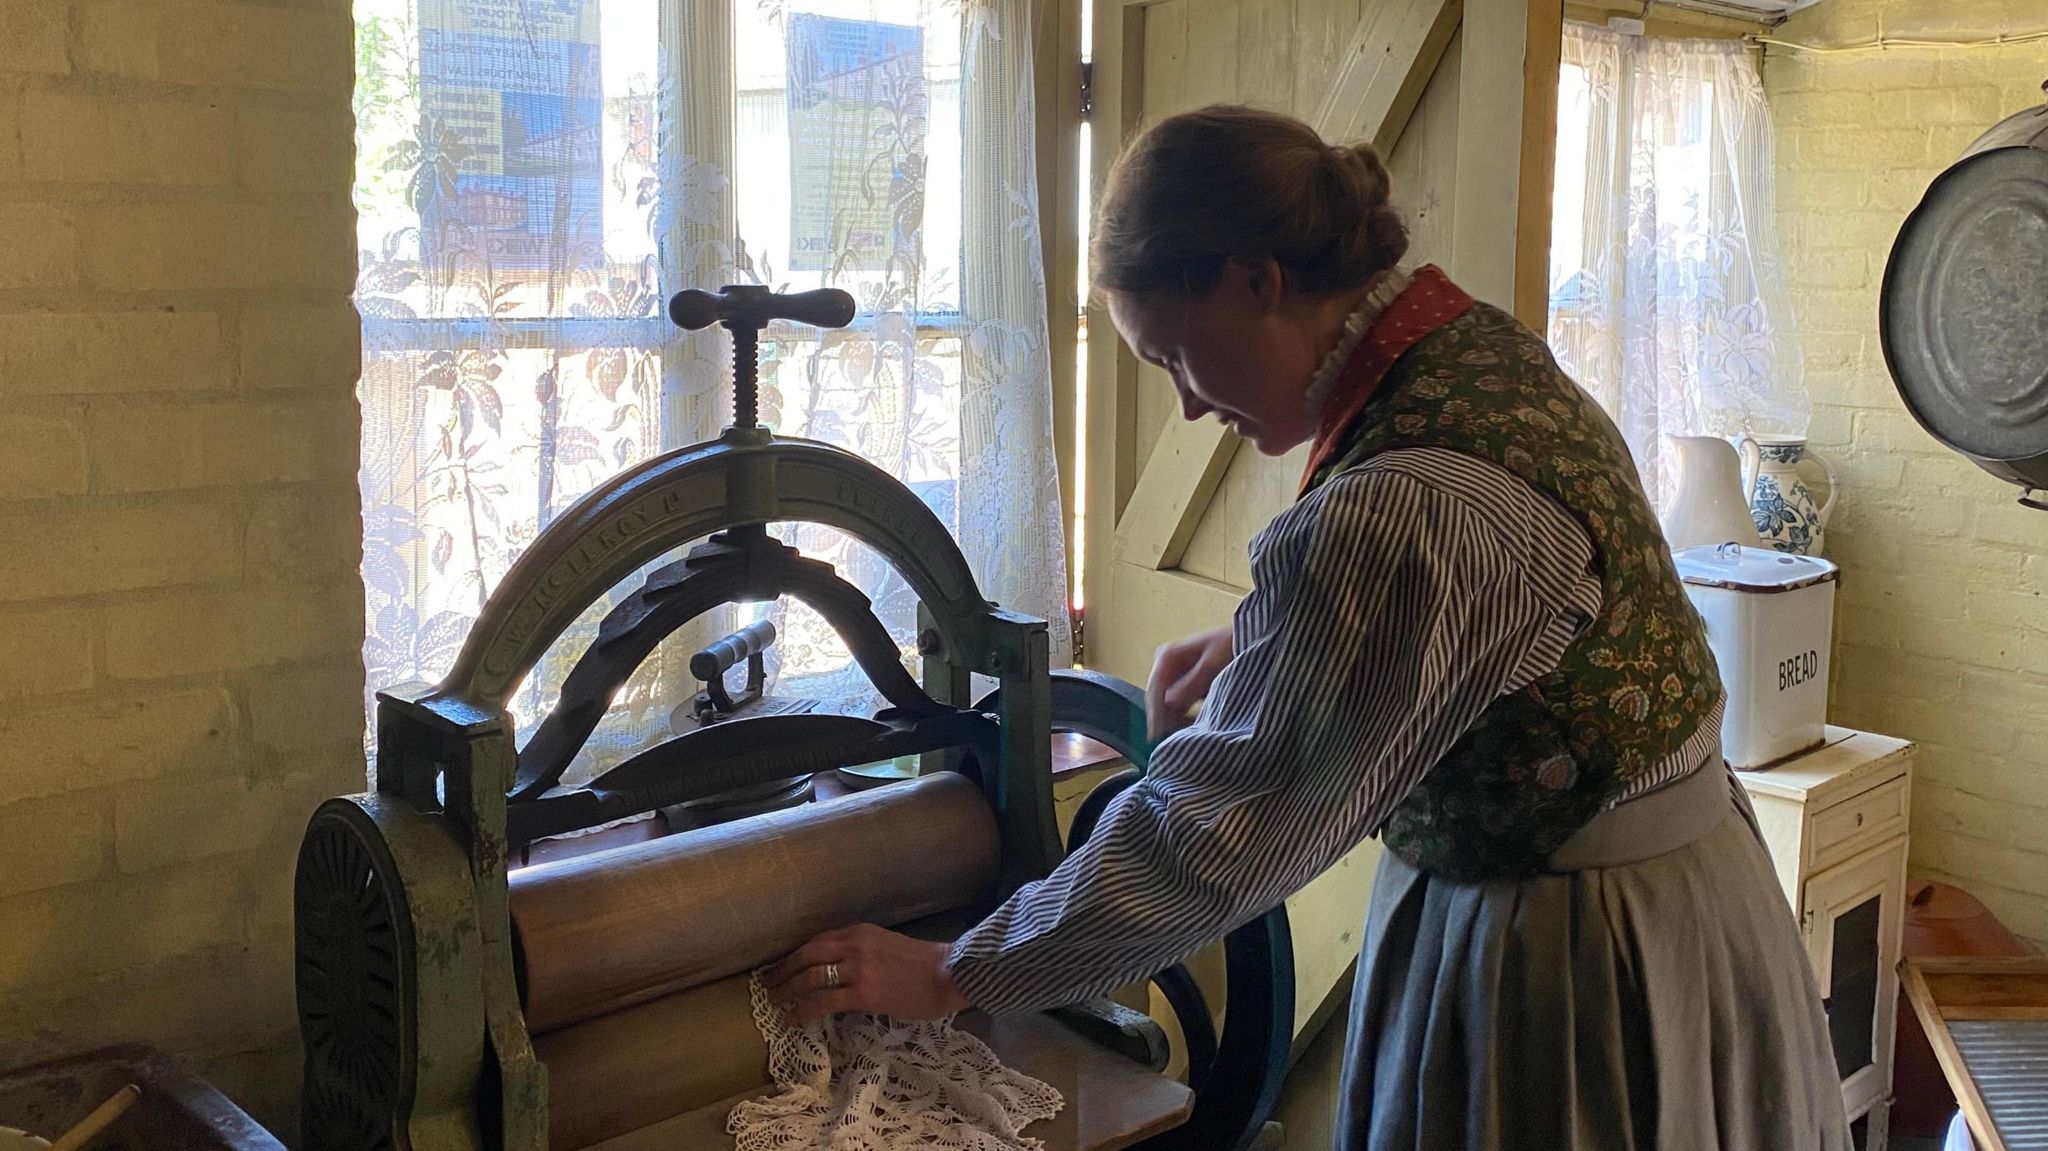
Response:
[1091,104,1410,298]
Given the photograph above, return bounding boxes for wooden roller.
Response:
[511,770,1001,1034]
[537,903,988,1148]
[536,972,764,1148]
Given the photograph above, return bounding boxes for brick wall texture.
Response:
[0,0,363,1131]
[1765,0,2048,945]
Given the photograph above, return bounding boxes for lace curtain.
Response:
[1548,24,1806,508]
[353,0,1069,780]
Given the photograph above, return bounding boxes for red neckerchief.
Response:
[1297,265,1476,497]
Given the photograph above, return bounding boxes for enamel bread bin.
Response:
[1673,543,1839,769]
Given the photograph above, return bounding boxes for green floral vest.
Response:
[1306,302,1721,879]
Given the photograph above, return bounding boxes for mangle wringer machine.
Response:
[293,285,1296,1151]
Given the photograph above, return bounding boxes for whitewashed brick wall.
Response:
[0,0,363,1130]
[1767,0,2048,944]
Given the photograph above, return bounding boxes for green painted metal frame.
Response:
[305,419,1061,1148]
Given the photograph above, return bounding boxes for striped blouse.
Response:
[944,445,1715,1016]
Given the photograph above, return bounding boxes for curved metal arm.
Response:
[1151,964,1223,1094]
[422,435,996,715]
[1069,767,1142,851]
[507,709,996,844]
[1066,767,1222,1093]
[1047,670,1157,762]
[512,532,944,800]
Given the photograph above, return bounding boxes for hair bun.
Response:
[1091,105,1409,297]
[1322,142,1394,216]
[1321,140,1409,289]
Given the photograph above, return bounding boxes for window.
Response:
[727,0,974,708]
[1551,58,1719,324]
[1547,58,1593,339]
[354,0,1069,771]
[1546,25,1805,507]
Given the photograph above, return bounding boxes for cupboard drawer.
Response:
[1809,777,1908,873]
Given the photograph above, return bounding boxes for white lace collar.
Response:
[1302,267,1414,422]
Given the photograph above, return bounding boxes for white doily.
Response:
[728,974,1065,1150]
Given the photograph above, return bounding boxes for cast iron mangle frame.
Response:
[295,284,1295,1151]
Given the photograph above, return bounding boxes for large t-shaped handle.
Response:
[667,285,858,430]
[668,284,857,333]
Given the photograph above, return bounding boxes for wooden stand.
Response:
[1737,726,1915,1151]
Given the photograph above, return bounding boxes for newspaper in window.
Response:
[418,0,605,276]
[785,13,927,274]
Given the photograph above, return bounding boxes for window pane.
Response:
[354,0,663,321]
[1645,79,1717,279]
[733,0,961,311]
[358,339,665,743]
[730,0,971,695]
[1549,61,1592,308]
[355,0,995,722]
[756,331,962,484]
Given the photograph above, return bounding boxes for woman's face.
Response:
[1107,260,1324,456]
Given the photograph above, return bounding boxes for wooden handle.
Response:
[48,1084,139,1151]
[666,287,732,330]
[667,285,857,332]
[763,287,858,328]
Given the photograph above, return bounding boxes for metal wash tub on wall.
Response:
[1882,79,2048,501]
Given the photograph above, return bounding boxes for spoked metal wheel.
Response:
[979,669,1295,1151]
[296,810,406,1151]
[294,796,486,1151]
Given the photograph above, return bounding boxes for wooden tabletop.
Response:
[1732,725,1913,803]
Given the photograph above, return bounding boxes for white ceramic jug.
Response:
[1745,433,1838,556]
[1662,435,1763,552]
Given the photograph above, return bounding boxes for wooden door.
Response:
[1077,0,1564,1043]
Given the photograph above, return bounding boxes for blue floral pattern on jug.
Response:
[1746,438,1833,555]
[1750,474,1812,553]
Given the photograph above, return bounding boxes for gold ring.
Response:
[823,962,842,989]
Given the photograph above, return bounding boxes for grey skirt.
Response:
[1338,764,1851,1151]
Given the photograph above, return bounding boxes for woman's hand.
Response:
[1146,625,1234,741]
[763,923,971,1026]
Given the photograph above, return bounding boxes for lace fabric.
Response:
[1548,24,1807,509]
[1300,267,1415,423]
[729,974,1064,1150]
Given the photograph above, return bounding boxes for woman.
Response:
[766,105,1849,1150]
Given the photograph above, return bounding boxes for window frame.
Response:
[361,0,979,446]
